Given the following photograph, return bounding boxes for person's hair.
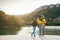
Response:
[38,15,41,18]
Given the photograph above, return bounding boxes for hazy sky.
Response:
[0,0,60,15]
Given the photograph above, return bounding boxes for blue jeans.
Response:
[38,25,45,36]
[31,26,36,37]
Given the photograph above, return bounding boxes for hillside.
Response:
[24,4,60,26]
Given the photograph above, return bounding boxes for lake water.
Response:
[18,26,60,35]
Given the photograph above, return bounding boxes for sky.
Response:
[0,0,60,15]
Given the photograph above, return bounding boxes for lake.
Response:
[18,26,60,35]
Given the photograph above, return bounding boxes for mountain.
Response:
[0,4,60,26]
[24,4,60,26]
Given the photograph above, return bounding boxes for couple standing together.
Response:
[31,15,46,37]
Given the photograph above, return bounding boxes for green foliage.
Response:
[43,7,60,19]
[23,4,60,26]
[0,10,23,35]
[44,29,60,35]
[37,29,60,35]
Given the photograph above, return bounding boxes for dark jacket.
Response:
[32,20,37,26]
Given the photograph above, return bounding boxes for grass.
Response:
[0,26,21,35]
[36,29,60,35]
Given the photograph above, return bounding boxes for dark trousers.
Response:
[38,25,45,36]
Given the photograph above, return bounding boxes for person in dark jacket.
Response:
[31,19,37,37]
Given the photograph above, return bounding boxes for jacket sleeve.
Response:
[43,19,46,24]
[36,18,41,25]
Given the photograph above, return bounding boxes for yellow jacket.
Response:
[36,18,46,28]
[41,19,46,27]
[36,18,42,25]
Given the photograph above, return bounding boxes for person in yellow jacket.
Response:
[41,18,46,28]
[41,17,46,36]
[36,15,46,36]
[36,16,42,26]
